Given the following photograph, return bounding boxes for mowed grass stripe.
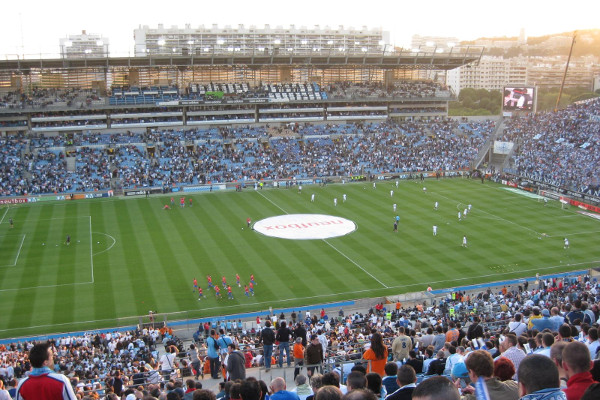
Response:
[112,201,160,317]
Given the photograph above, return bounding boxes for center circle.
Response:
[253,214,357,240]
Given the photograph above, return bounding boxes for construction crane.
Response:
[555,31,577,112]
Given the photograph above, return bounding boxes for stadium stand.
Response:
[1,272,599,399]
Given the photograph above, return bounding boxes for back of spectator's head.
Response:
[310,374,324,393]
[230,383,243,400]
[465,350,493,378]
[515,313,522,322]
[396,365,416,387]
[558,324,572,339]
[269,377,286,394]
[542,332,555,348]
[588,328,598,342]
[562,341,592,376]
[193,389,217,400]
[384,362,398,377]
[321,372,340,388]
[186,380,195,390]
[341,388,377,400]
[316,385,343,400]
[350,364,367,375]
[550,341,568,368]
[518,354,560,395]
[29,342,52,368]
[346,371,367,391]
[493,357,515,381]
[167,392,181,400]
[240,379,261,400]
[258,380,268,400]
[412,376,459,400]
[365,373,382,396]
[295,374,308,386]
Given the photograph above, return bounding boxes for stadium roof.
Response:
[0,49,483,71]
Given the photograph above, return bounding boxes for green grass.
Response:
[0,178,599,338]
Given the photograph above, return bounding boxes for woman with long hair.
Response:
[363,332,388,376]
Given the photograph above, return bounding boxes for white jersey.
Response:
[390,190,394,197]
[395,180,399,188]
[373,182,376,189]
[334,198,337,206]
[463,209,467,217]
[434,202,438,210]
[458,212,462,220]
[468,204,472,211]
[564,238,569,248]
[343,194,347,202]
[433,226,437,236]
[463,236,468,247]
[393,203,397,212]
[311,194,315,202]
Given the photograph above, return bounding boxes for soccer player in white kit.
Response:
[334,198,337,207]
[434,201,438,210]
[393,203,397,212]
[462,235,468,247]
[373,182,376,189]
[564,238,569,249]
[311,193,315,202]
[390,190,394,197]
[395,180,399,188]
[468,204,472,211]
[463,209,467,218]
[343,194,347,202]
[433,225,437,236]
[458,211,462,221]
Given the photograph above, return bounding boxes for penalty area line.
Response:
[257,191,288,214]
[0,207,8,225]
[12,234,26,266]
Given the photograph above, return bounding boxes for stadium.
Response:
[1,12,600,400]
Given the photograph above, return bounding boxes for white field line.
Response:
[256,190,387,288]
[12,234,26,267]
[0,207,8,224]
[92,232,117,256]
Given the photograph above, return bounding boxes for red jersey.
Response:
[198,288,203,295]
[249,282,254,289]
[222,276,227,284]
[215,287,220,294]
[193,279,197,287]
[207,276,212,283]
[227,286,232,294]
[180,197,185,204]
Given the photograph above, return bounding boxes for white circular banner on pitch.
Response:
[253,214,357,240]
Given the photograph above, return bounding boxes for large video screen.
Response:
[503,87,535,112]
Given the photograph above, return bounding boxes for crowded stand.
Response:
[0,88,103,110]
[501,98,600,194]
[0,119,494,195]
[2,272,600,399]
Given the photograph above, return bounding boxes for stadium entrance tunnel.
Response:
[253,214,357,240]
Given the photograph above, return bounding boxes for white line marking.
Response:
[257,190,387,288]
[92,232,117,256]
[0,207,8,224]
[12,234,26,267]
[89,216,94,283]
[323,240,389,288]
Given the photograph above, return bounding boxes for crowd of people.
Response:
[502,98,600,195]
[0,119,494,196]
[1,273,600,399]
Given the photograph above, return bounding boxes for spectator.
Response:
[561,341,598,400]
[363,332,388,376]
[259,321,276,372]
[305,335,324,377]
[463,350,518,400]
[385,365,416,400]
[346,372,367,392]
[293,374,313,400]
[412,376,459,400]
[500,334,526,380]
[227,343,246,381]
[270,377,300,400]
[382,363,399,395]
[15,342,77,400]
[517,354,565,400]
[316,386,342,400]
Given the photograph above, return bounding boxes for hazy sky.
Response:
[1,0,597,57]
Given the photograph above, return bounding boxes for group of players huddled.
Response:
[192,274,256,301]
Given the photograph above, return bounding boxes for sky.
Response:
[1,0,597,57]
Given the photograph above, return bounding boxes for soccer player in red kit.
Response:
[214,286,221,298]
[236,274,241,287]
[180,197,185,208]
[244,285,250,297]
[250,274,256,285]
[207,275,214,289]
[193,278,198,290]
[249,281,255,296]
[198,287,204,300]
[222,276,227,288]
[227,285,234,299]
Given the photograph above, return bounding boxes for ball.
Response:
[242,228,244,230]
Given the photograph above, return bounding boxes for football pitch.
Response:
[0,178,599,338]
